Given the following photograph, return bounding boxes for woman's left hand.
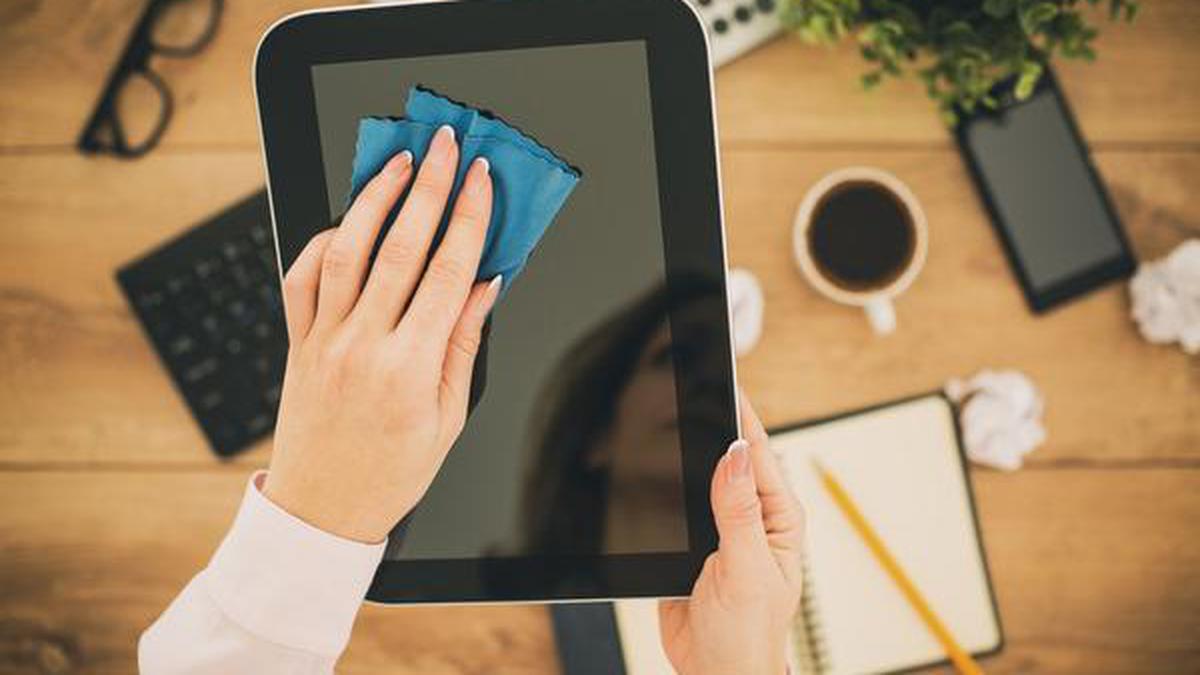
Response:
[658,393,806,675]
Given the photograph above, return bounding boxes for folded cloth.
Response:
[349,86,581,293]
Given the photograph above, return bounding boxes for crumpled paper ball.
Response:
[945,369,1046,471]
[727,268,765,357]
[1129,239,1200,354]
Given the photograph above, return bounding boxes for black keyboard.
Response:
[117,189,287,457]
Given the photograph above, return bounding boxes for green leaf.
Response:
[779,0,1138,124]
[943,20,974,42]
[1020,2,1059,35]
[983,0,1015,19]
[1014,61,1043,99]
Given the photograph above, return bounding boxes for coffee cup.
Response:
[793,167,928,335]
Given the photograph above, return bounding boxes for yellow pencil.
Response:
[812,459,985,675]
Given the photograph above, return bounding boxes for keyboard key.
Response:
[168,335,196,356]
[184,357,219,383]
[208,416,242,451]
[222,240,248,262]
[136,290,165,311]
[230,262,255,288]
[198,390,224,411]
[165,276,191,295]
[252,321,273,340]
[194,257,221,280]
[246,413,272,435]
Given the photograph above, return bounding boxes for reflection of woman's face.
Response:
[600,299,728,494]
[611,321,678,459]
[524,284,729,557]
[595,318,686,553]
[594,297,728,553]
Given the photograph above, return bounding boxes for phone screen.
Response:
[959,78,1132,306]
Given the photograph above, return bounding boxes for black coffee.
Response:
[807,180,916,292]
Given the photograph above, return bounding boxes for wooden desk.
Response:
[1,1,1196,672]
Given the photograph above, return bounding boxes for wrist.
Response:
[262,472,390,544]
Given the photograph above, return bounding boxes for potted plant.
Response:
[780,0,1140,123]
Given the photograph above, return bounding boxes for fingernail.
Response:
[726,439,751,480]
[385,150,412,174]
[483,275,503,312]
[434,124,456,149]
[475,156,490,175]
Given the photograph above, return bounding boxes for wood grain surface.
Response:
[0,1,1197,673]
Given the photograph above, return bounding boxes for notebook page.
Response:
[774,396,1000,675]
[613,599,673,674]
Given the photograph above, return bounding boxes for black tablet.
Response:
[254,0,738,603]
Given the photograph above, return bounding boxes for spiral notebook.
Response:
[609,394,1003,675]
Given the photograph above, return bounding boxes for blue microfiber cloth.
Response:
[348,86,581,292]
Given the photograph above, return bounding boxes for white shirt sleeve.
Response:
[139,472,386,674]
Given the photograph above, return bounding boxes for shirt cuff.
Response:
[202,471,386,658]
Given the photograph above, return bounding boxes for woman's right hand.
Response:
[264,125,500,544]
[658,393,806,675]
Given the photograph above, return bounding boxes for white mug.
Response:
[792,167,928,335]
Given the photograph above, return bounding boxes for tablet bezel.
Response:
[254,0,738,604]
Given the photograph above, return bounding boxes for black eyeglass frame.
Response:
[77,0,225,158]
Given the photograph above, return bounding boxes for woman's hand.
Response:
[659,394,806,675]
[264,125,501,544]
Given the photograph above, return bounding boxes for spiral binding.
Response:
[790,554,831,674]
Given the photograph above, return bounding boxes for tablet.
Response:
[255,0,738,603]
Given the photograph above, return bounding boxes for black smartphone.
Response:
[954,69,1135,313]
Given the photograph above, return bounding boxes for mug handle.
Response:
[865,298,896,335]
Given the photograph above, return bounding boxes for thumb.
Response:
[711,439,770,579]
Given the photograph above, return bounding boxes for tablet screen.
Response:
[309,41,713,561]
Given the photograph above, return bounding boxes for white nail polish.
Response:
[476,157,490,174]
[438,124,455,142]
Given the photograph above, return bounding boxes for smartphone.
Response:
[954,69,1135,313]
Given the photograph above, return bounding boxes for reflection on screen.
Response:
[310,42,698,560]
[964,90,1125,291]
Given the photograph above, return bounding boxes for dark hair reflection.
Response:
[517,274,728,557]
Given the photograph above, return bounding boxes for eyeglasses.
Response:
[78,0,225,158]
